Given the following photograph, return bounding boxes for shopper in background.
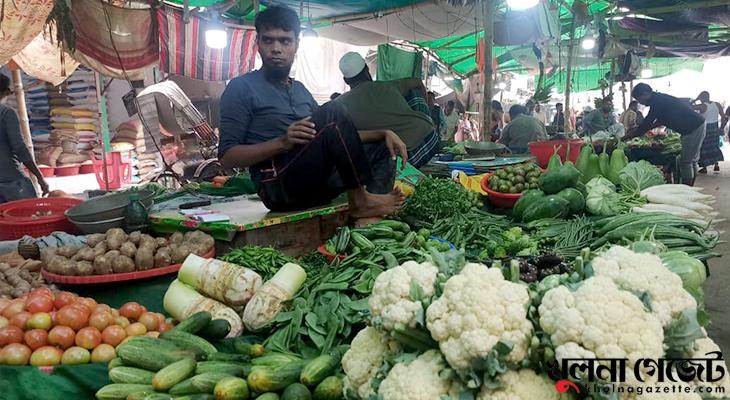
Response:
[0,74,49,203]
[329,92,341,101]
[533,104,548,126]
[692,91,725,173]
[552,103,565,131]
[490,100,504,141]
[583,97,615,136]
[427,91,447,139]
[498,105,547,153]
[619,100,641,131]
[443,100,459,142]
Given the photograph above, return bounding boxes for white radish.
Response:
[641,187,714,201]
[641,184,703,194]
[644,193,714,211]
[637,203,704,219]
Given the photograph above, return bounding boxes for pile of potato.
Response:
[0,259,55,299]
[41,229,215,276]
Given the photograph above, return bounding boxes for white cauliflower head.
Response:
[377,350,461,400]
[426,263,533,372]
[539,276,664,365]
[342,327,400,399]
[591,246,697,327]
[477,369,575,400]
[369,261,438,330]
[685,337,730,398]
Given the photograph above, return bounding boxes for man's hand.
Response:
[383,130,408,169]
[281,117,317,150]
[38,178,49,197]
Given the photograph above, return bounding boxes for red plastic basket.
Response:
[40,167,55,177]
[318,245,347,262]
[41,249,215,284]
[79,164,95,174]
[529,139,584,169]
[54,165,80,177]
[0,198,82,240]
[481,173,523,208]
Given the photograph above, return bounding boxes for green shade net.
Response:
[377,44,424,80]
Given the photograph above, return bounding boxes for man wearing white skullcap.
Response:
[335,52,441,168]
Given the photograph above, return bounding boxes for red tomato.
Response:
[69,302,91,317]
[101,325,127,347]
[1,343,32,365]
[76,298,98,313]
[114,316,130,328]
[28,288,54,301]
[0,326,23,346]
[27,312,52,330]
[23,329,48,350]
[119,302,144,321]
[125,322,147,337]
[0,299,11,311]
[157,322,174,333]
[48,326,75,350]
[93,304,113,315]
[137,312,159,332]
[53,292,77,310]
[29,346,63,366]
[0,316,8,329]
[10,312,32,330]
[155,313,166,325]
[90,344,116,363]
[56,305,88,331]
[75,327,102,350]
[61,346,91,365]
[88,311,113,331]
[144,331,160,338]
[1,299,26,319]
[25,295,54,314]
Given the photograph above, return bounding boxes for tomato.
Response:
[114,316,130,328]
[76,297,98,313]
[93,304,113,315]
[137,312,159,332]
[56,305,88,331]
[144,331,160,338]
[61,346,91,365]
[53,292,77,310]
[90,343,116,363]
[69,302,91,317]
[155,313,166,325]
[10,312,32,330]
[1,299,25,319]
[125,322,147,337]
[88,311,113,331]
[27,312,52,330]
[1,343,32,365]
[157,322,174,334]
[0,316,8,329]
[28,288,54,301]
[25,295,54,314]
[101,325,126,347]
[48,326,75,350]
[0,299,11,311]
[110,308,120,318]
[75,327,102,350]
[23,329,48,350]
[0,325,24,346]
[30,346,63,366]
[119,302,144,321]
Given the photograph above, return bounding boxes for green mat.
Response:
[69,274,176,314]
[1,363,110,400]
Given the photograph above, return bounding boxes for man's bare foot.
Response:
[349,188,405,220]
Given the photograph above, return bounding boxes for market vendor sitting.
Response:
[334,52,440,168]
[498,105,547,153]
[583,96,616,137]
[217,5,405,222]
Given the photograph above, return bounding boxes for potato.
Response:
[57,245,80,258]
[112,255,135,273]
[93,255,113,275]
[39,248,57,266]
[74,246,97,262]
[86,233,106,248]
[0,262,11,273]
[169,232,184,245]
[171,246,191,264]
[76,261,94,276]
[154,247,172,268]
[106,228,128,250]
[128,231,142,245]
[46,255,69,274]
[155,237,168,248]
[59,260,78,276]
[135,246,154,271]
[138,234,157,251]
[92,242,107,258]
[120,242,137,258]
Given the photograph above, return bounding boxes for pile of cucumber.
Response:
[96,311,343,400]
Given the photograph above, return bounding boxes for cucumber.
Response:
[250,353,301,367]
[349,232,374,252]
[126,391,156,400]
[168,377,198,396]
[300,354,340,386]
[281,383,311,400]
[214,376,250,400]
[108,357,124,370]
[142,394,173,400]
[206,352,250,363]
[312,376,343,400]
[232,337,265,357]
[198,319,231,341]
[191,372,234,393]
[335,227,350,254]
[109,366,155,384]
[247,363,306,393]
[160,330,218,358]
[95,384,154,400]
[116,338,194,371]
[171,311,212,334]
[152,357,197,392]
[196,361,250,377]
[174,395,216,400]
[370,226,395,238]
[256,394,280,400]
[401,231,417,247]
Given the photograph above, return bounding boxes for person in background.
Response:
[533,104,548,126]
[335,52,440,168]
[552,103,565,131]
[490,100,504,142]
[619,100,641,131]
[625,83,706,186]
[427,91,447,139]
[443,100,459,142]
[0,74,49,203]
[455,112,479,143]
[722,105,730,135]
[583,97,616,136]
[692,91,725,173]
[218,6,405,223]
[329,92,341,101]
[498,105,547,153]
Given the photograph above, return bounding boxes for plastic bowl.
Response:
[65,190,154,223]
[54,165,80,177]
[79,164,95,174]
[67,215,126,234]
[481,173,523,208]
[528,139,584,168]
[39,167,55,178]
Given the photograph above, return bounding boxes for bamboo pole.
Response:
[481,0,495,142]
[8,62,39,190]
[563,14,577,133]
[95,72,110,192]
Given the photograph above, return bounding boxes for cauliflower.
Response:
[539,276,664,365]
[378,350,461,400]
[622,380,702,400]
[369,261,438,330]
[477,369,575,400]
[426,263,533,372]
[591,246,697,327]
[684,337,730,398]
[342,327,400,399]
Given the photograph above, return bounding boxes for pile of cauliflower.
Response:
[341,246,727,400]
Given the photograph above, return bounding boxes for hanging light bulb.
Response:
[641,68,653,79]
[498,82,507,90]
[205,14,227,49]
[581,36,596,50]
[506,0,539,10]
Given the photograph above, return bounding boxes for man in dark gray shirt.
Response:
[218,5,406,223]
[0,75,48,203]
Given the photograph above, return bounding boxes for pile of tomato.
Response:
[0,288,174,366]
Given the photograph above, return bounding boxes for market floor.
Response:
[697,157,730,357]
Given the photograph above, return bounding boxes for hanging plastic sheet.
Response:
[376,44,423,81]
[13,28,79,86]
[0,0,54,66]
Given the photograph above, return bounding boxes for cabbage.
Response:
[659,251,707,290]
[585,177,624,216]
[619,160,665,193]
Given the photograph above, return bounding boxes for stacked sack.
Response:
[111,119,160,183]
[3,73,54,167]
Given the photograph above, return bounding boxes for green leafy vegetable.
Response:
[401,177,477,224]
[619,160,665,193]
